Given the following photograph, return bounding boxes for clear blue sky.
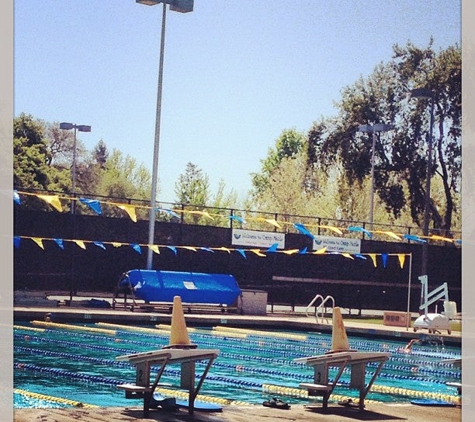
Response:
[14,0,461,204]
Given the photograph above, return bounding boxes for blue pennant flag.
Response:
[381,253,388,268]
[79,198,102,215]
[14,236,21,248]
[266,243,278,253]
[160,208,180,219]
[355,254,367,260]
[403,234,426,243]
[294,223,315,239]
[348,226,372,239]
[13,190,21,205]
[131,244,142,254]
[230,215,246,224]
[167,246,177,255]
[201,247,215,253]
[53,238,65,250]
[94,241,106,250]
[236,249,247,259]
[298,247,308,255]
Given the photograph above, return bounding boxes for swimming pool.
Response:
[13,321,461,408]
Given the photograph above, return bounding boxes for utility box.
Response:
[239,289,268,315]
[383,311,409,327]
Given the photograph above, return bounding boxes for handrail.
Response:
[306,294,335,324]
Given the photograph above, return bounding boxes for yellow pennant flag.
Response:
[430,235,452,242]
[74,240,86,250]
[148,245,160,255]
[320,225,343,235]
[31,237,44,249]
[183,246,197,252]
[342,253,354,260]
[380,231,401,240]
[117,204,137,222]
[37,194,63,212]
[369,253,377,267]
[313,247,327,255]
[283,249,300,255]
[265,219,281,229]
[217,247,231,253]
[112,242,122,248]
[201,211,214,220]
[251,249,266,257]
[397,254,406,269]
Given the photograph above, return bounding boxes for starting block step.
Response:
[117,383,152,399]
[300,382,332,395]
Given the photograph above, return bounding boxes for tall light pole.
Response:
[59,122,92,214]
[357,123,394,229]
[136,0,194,270]
[410,88,435,277]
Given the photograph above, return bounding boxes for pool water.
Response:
[13,322,461,408]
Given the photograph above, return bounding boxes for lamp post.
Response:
[59,122,92,214]
[410,88,435,277]
[357,123,394,229]
[136,0,193,270]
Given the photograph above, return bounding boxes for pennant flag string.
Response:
[14,190,460,245]
[12,234,412,264]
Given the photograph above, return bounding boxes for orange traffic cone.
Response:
[326,307,355,354]
[163,296,197,349]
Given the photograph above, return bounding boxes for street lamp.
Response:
[136,0,193,270]
[357,123,394,228]
[59,122,92,214]
[410,87,435,277]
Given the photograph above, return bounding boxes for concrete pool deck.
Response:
[13,401,462,422]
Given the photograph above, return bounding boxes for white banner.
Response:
[232,229,285,249]
[313,235,361,254]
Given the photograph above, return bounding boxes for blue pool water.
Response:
[13,322,461,408]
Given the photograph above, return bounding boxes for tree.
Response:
[97,149,151,198]
[174,162,210,206]
[174,162,211,224]
[308,41,461,233]
[250,128,306,197]
[76,139,109,196]
[13,113,69,193]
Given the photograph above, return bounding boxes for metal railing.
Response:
[13,188,462,244]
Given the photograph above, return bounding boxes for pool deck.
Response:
[13,302,463,421]
[13,401,462,422]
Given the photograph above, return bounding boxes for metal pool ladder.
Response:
[305,294,335,324]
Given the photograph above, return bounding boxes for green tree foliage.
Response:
[14,113,69,194]
[251,128,306,197]
[308,41,461,233]
[173,163,239,226]
[174,162,211,224]
[174,162,210,206]
[97,149,151,199]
